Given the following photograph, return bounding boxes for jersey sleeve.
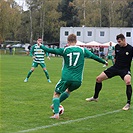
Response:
[113,46,115,50]
[29,45,35,57]
[114,44,118,59]
[40,45,64,56]
[84,48,106,64]
[132,46,133,57]
[45,52,49,57]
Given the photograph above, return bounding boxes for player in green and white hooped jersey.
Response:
[103,42,115,67]
[39,34,108,119]
[24,38,51,83]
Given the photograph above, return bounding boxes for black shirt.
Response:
[114,44,133,70]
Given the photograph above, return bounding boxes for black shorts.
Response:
[104,66,131,80]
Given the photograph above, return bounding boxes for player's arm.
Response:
[45,52,49,57]
[112,46,115,56]
[112,50,115,56]
[85,48,107,65]
[106,48,109,56]
[114,45,118,63]
[40,45,64,56]
[29,45,35,58]
[46,52,50,60]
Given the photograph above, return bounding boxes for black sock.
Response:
[93,82,102,99]
[126,85,132,104]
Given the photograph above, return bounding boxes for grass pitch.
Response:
[0,55,133,133]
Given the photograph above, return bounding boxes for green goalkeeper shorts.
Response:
[55,80,82,94]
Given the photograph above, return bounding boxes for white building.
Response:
[60,27,133,48]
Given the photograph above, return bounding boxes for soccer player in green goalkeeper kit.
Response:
[39,34,107,119]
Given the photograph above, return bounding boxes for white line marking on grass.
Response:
[17,109,122,133]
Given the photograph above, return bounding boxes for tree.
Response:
[100,0,110,27]
[0,0,21,42]
[125,0,133,27]
[16,11,31,43]
[58,0,80,27]
[75,0,133,27]
[0,0,9,42]
[1,0,132,44]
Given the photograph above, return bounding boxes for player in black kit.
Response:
[86,34,133,110]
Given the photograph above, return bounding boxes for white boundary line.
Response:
[16,109,122,133]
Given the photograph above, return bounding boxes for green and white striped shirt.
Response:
[30,44,48,63]
[108,46,114,56]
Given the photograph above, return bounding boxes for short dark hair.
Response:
[116,34,125,40]
[67,34,77,43]
[37,37,42,39]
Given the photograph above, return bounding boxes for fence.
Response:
[0,47,27,55]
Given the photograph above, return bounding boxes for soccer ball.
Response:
[53,105,64,115]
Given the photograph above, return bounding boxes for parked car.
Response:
[22,43,30,49]
[12,44,22,48]
[6,44,11,48]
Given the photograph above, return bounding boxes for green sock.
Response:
[44,70,50,79]
[27,70,33,78]
[59,92,70,103]
[111,59,114,65]
[53,98,60,114]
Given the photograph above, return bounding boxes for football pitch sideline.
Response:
[17,108,124,133]
[0,55,132,133]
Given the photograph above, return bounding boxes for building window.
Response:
[126,32,131,37]
[88,31,92,36]
[100,31,105,36]
[77,31,81,36]
[65,31,69,36]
